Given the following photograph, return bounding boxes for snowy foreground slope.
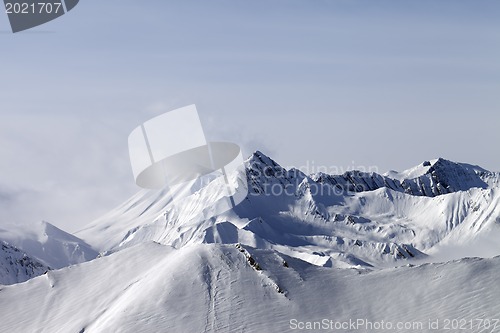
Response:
[1,243,500,333]
[1,151,500,332]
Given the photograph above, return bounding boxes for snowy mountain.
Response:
[317,157,491,197]
[2,151,500,332]
[77,151,500,269]
[1,242,500,333]
[0,220,98,270]
[0,241,49,285]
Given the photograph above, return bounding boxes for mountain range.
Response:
[1,151,499,332]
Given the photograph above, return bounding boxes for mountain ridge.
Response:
[0,220,98,271]
[76,151,500,270]
[0,240,49,285]
[2,151,500,332]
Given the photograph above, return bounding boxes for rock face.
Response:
[1,152,500,332]
[312,157,489,197]
[0,241,49,285]
[76,151,500,270]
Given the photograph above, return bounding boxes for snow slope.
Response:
[2,151,500,332]
[0,221,98,270]
[1,242,500,333]
[77,151,500,269]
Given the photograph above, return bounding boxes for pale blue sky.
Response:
[1,0,499,230]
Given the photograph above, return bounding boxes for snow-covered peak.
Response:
[77,151,500,270]
[3,151,500,331]
[385,159,439,180]
[0,221,98,269]
[387,158,490,182]
[249,152,492,197]
[245,150,305,197]
[247,150,278,166]
[426,158,488,190]
[384,158,489,196]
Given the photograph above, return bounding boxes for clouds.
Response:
[0,187,17,203]
[0,184,39,226]
[0,113,137,230]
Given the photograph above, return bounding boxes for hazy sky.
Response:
[1,0,499,231]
